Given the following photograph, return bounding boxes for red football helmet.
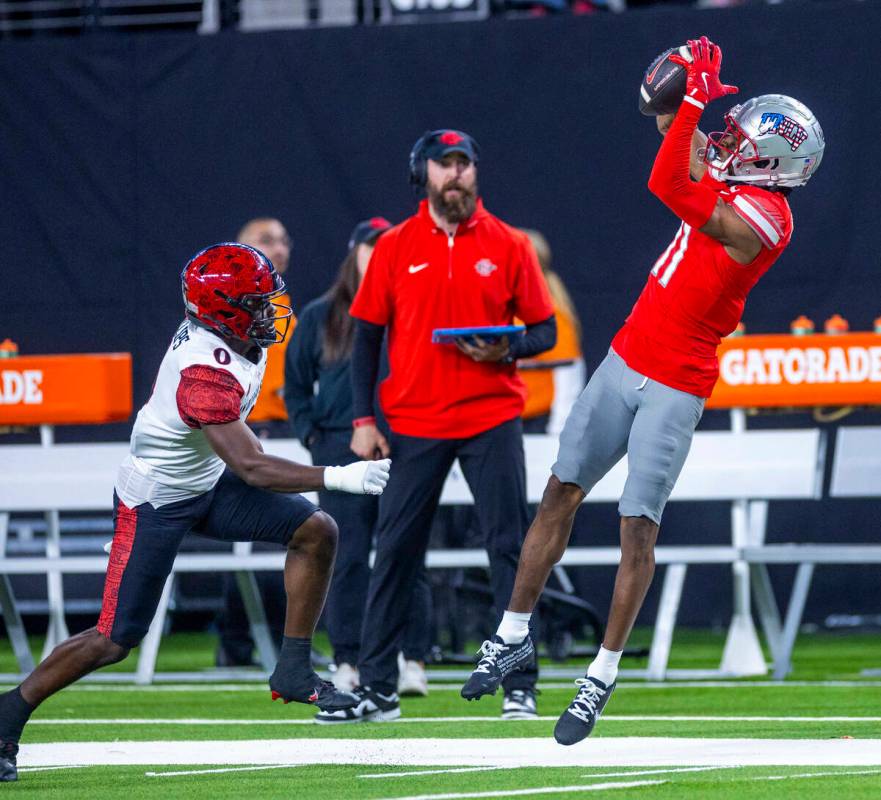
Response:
[181,243,291,347]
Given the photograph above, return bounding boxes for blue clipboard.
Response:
[431,324,525,345]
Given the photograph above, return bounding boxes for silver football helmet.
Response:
[705,94,825,188]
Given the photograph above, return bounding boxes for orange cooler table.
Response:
[0,352,132,668]
[0,353,132,426]
[709,333,881,409]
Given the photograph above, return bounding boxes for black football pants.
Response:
[310,430,433,666]
[358,417,537,694]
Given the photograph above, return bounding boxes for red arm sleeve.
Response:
[512,234,554,324]
[647,101,719,229]
[350,234,393,326]
[177,366,244,428]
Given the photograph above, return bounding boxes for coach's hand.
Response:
[324,458,391,495]
[350,423,391,460]
[456,335,510,363]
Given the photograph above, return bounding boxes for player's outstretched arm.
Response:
[656,113,708,182]
[650,37,761,263]
[204,419,391,495]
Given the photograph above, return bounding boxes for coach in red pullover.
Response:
[314,130,556,723]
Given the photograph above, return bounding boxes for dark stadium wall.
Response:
[1,0,879,626]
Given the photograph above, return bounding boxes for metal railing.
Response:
[0,0,205,33]
[0,0,805,35]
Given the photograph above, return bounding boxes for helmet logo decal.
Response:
[474,258,498,277]
[214,348,231,365]
[757,112,808,151]
[439,131,464,145]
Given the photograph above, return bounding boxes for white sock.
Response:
[495,611,532,645]
[587,646,622,687]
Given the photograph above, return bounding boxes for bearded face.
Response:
[425,155,478,224]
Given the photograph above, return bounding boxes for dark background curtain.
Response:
[1,0,878,624]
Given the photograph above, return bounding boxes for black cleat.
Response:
[0,741,18,782]
[269,670,359,712]
[460,635,535,701]
[554,676,615,746]
[314,686,401,724]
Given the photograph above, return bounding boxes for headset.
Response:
[408,129,480,188]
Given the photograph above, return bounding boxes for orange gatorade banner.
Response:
[708,333,881,409]
[0,353,132,425]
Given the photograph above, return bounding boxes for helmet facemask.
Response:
[240,285,292,347]
[215,275,292,348]
[705,114,777,185]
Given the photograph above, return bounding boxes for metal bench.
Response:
[0,430,827,683]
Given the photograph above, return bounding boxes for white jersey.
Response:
[115,320,265,508]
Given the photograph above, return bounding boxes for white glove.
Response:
[324,459,391,495]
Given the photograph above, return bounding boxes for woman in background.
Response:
[285,218,432,696]
[518,229,586,435]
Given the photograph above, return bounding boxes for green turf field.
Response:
[3,630,881,798]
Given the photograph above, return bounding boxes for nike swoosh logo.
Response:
[646,60,664,85]
[408,263,429,274]
[701,72,709,93]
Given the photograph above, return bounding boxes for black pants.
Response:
[358,417,537,694]
[311,430,433,666]
[102,470,317,649]
[522,413,550,434]
[217,419,305,665]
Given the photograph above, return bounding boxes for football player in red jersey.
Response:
[461,37,825,745]
[0,244,391,782]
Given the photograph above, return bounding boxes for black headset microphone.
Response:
[408,130,432,188]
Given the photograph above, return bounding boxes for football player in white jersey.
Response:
[0,244,391,782]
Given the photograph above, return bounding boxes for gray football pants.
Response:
[552,349,705,525]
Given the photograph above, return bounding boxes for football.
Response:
[638,45,691,116]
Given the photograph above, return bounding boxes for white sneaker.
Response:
[332,662,359,692]
[314,686,401,725]
[397,653,429,697]
[502,688,538,719]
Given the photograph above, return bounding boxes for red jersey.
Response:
[612,176,793,397]
[350,198,553,438]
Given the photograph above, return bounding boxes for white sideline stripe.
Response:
[7,680,881,692]
[361,765,735,780]
[18,765,88,773]
[374,780,666,800]
[146,764,304,778]
[360,766,514,779]
[139,765,881,786]
[752,768,881,782]
[581,766,740,778]
[17,737,881,768]
[407,681,881,692]
[28,715,881,725]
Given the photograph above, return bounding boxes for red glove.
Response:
[670,36,738,109]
